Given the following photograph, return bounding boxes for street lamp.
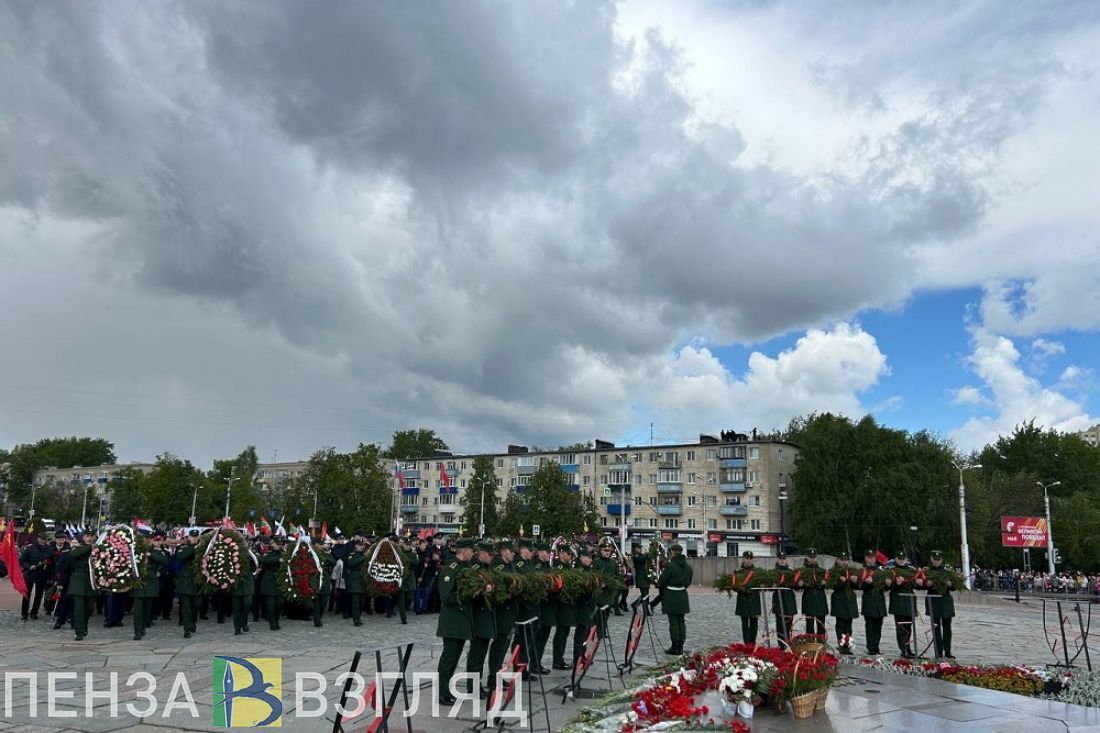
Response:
[80,477,92,528]
[778,490,789,555]
[1037,480,1062,577]
[952,461,982,590]
[189,483,199,526]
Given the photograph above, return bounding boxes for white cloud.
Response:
[951,386,989,406]
[949,328,1096,450]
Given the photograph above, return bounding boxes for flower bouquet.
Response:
[194,528,248,593]
[457,568,498,605]
[362,538,403,597]
[797,567,831,589]
[520,571,551,604]
[646,540,666,586]
[789,633,829,656]
[277,537,322,602]
[91,525,147,593]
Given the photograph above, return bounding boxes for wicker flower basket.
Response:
[793,641,827,656]
[790,691,817,720]
[815,686,829,711]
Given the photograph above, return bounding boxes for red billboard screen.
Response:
[1001,516,1049,548]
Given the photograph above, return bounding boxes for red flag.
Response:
[439,463,449,489]
[1,521,28,598]
[259,517,271,536]
[875,550,890,566]
[395,464,406,490]
[321,522,329,541]
[223,516,237,530]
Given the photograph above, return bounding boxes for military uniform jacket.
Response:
[436,559,474,640]
[799,564,829,617]
[175,545,200,596]
[258,549,281,596]
[399,550,416,593]
[316,552,335,595]
[537,561,558,628]
[887,566,918,616]
[658,555,692,614]
[343,551,365,594]
[20,543,54,583]
[830,568,860,619]
[66,543,97,598]
[233,552,258,598]
[135,549,167,599]
[770,568,797,616]
[924,568,956,619]
[574,564,597,626]
[513,558,533,624]
[593,556,620,607]
[554,564,577,627]
[492,559,518,633]
[632,553,650,590]
[735,571,762,618]
[860,564,887,618]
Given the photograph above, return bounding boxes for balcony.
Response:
[400,504,419,514]
[719,482,747,493]
[720,458,747,469]
[516,464,536,476]
[567,483,580,492]
[608,504,631,516]
[561,463,580,474]
[656,482,683,493]
[719,505,748,517]
[514,485,528,494]
[401,487,420,496]
[657,505,683,516]
[400,469,421,479]
[609,462,632,472]
[657,459,681,469]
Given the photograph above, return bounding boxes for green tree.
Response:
[1053,492,1100,571]
[208,446,261,522]
[383,429,449,462]
[2,437,116,512]
[108,468,146,521]
[460,456,500,537]
[282,444,393,535]
[140,454,210,525]
[499,463,591,539]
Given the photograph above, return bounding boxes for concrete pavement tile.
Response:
[909,701,1008,721]
[824,689,902,718]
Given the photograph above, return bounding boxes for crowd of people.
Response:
[970,567,1100,594]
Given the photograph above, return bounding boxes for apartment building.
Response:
[1079,424,1100,449]
[31,462,157,517]
[393,432,798,558]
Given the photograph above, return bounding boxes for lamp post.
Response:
[778,490,789,556]
[80,478,92,528]
[1037,480,1062,577]
[189,483,199,526]
[952,461,982,590]
[224,475,238,521]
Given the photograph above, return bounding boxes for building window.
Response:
[750,520,761,530]
[649,474,657,485]
[658,468,681,483]
[599,497,607,506]
[634,496,643,506]
[495,478,502,486]
[687,519,696,529]
[599,455,607,465]
[583,475,591,485]
[460,479,466,488]
[461,461,466,470]
[649,519,658,528]
[687,472,696,484]
[664,519,678,529]
[706,449,717,461]
[649,452,660,462]
[726,542,739,557]
[583,454,591,465]
[632,452,642,462]
[601,516,608,526]
[635,474,643,485]
[725,520,736,530]
[600,474,608,485]
[687,495,697,506]
[707,472,717,484]
[750,496,760,507]
[749,470,759,483]
[634,519,642,528]
[422,497,429,506]
[497,459,504,468]
[686,450,695,461]
[778,472,787,486]
[706,518,717,530]
[777,449,784,462]
[749,448,760,459]
[649,496,657,506]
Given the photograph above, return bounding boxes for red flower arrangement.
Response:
[277,539,321,602]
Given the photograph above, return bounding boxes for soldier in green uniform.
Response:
[631,543,650,604]
[552,545,577,669]
[67,529,98,641]
[533,542,556,674]
[232,542,258,635]
[925,550,956,659]
[259,537,284,631]
[658,544,692,655]
[176,529,201,638]
[771,552,798,646]
[573,547,598,665]
[593,543,620,636]
[798,549,828,635]
[437,537,475,705]
[133,531,167,640]
[513,539,538,678]
[830,552,858,654]
[735,551,762,644]
[860,549,886,655]
[886,549,917,658]
[394,539,416,625]
[487,539,518,692]
[313,541,335,628]
[467,541,498,696]
[344,538,366,625]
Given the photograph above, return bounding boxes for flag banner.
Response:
[1001,516,1049,548]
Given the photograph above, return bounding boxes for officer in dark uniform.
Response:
[176,529,202,638]
[593,542,620,635]
[657,543,692,655]
[514,538,538,678]
[51,532,74,630]
[232,542,258,635]
[20,533,54,621]
[259,536,284,630]
[533,542,556,674]
[393,538,416,624]
[437,537,475,705]
[574,547,598,665]
[466,541,499,695]
[734,551,761,643]
[157,535,177,620]
[552,545,577,669]
[771,552,797,646]
[886,549,918,658]
[631,543,650,604]
[45,531,68,617]
[67,529,98,641]
[313,542,335,628]
[925,550,956,659]
[830,552,858,654]
[344,537,366,625]
[798,549,828,635]
[860,549,886,655]
[487,539,518,692]
[133,531,167,639]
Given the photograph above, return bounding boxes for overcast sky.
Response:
[2,1,1098,467]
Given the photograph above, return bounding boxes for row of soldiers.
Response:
[732,548,957,659]
[432,537,693,705]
